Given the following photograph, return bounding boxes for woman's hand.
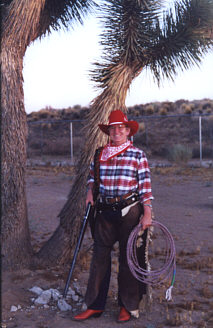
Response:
[140,203,152,230]
[86,187,94,206]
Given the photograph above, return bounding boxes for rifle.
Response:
[63,202,92,298]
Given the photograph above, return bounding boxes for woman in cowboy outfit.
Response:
[73,110,153,323]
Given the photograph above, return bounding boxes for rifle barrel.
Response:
[63,202,91,298]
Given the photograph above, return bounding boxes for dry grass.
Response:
[176,256,213,271]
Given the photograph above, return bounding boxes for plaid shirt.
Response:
[87,144,153,203]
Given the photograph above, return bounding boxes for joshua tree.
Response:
[1,0,213,270]
[1,0,94,270]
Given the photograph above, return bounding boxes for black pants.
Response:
[85,202,147,312]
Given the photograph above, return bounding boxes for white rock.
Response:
[67,287,75,296]
[34,290,52,305]
[57,299,72,311]
[81,303,87,311]
[73,282,81,294]
[76,302,82,306]
[44,304,49,309]
[130,309,139,318]
[10,306,18,312]
[72,294,79,302]
[49,288,61,301]
[29,286,43,295]
[201,160,213,168]
[66,295,71,299]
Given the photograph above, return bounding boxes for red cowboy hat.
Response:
[99,110,139,137]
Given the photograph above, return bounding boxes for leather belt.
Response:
[98,192,139,207]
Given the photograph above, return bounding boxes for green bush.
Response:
[167,144,192,163]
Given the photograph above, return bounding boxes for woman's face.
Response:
[109,124,130,146]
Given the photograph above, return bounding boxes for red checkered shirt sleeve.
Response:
[87,161,95,187]
[137,151,153,203]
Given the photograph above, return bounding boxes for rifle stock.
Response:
[63,202,92,298]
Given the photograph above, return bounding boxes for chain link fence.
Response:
[27,114,213,166]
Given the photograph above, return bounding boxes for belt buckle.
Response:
[125,193,133,201]
[126,193,137,204]
[131,192,138,201]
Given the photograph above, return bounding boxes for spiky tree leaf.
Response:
[38,0,97,37]
[1,0,96,42]
[148,0,213,83]
[92,0,213,86]
[99,0,162,62]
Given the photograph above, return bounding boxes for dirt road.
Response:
[2,166,213,328]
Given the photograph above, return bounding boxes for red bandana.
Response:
[100,140,131,162]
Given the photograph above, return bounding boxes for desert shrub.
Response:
[203,102,212,110]
[63,107,73,114]
[73,104,82,111]
[129,106,146,117]
[28,112,41,122]
[184,105,192,115]
[180,102,188,112]
[181,103,194,114]
[160,101,175,113]
[167,144,192,163]
[37,109,51,119]
[132,109,140,116]
[159,107,168,115]
[175,99,187,109]
[145,104,155,115]
[206,107,212,114]
[190,103,195,110]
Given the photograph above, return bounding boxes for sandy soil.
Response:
[2,165,213,328]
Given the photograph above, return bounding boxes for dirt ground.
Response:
[2,164,213,328]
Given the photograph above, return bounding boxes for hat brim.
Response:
[99,121,139,137]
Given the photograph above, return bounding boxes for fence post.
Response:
[199,116,202,166]
[70,122,73,164]
[40,124,44,157]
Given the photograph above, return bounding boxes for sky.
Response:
[23,12,213,114]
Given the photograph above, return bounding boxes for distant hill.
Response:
[27,99,213,161]
[27,99,213,122]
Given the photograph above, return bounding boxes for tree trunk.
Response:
[1,0,46,270]
[36,62,143,266]
[1,47,33,270]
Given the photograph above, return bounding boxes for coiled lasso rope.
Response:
[127,220,176,301]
